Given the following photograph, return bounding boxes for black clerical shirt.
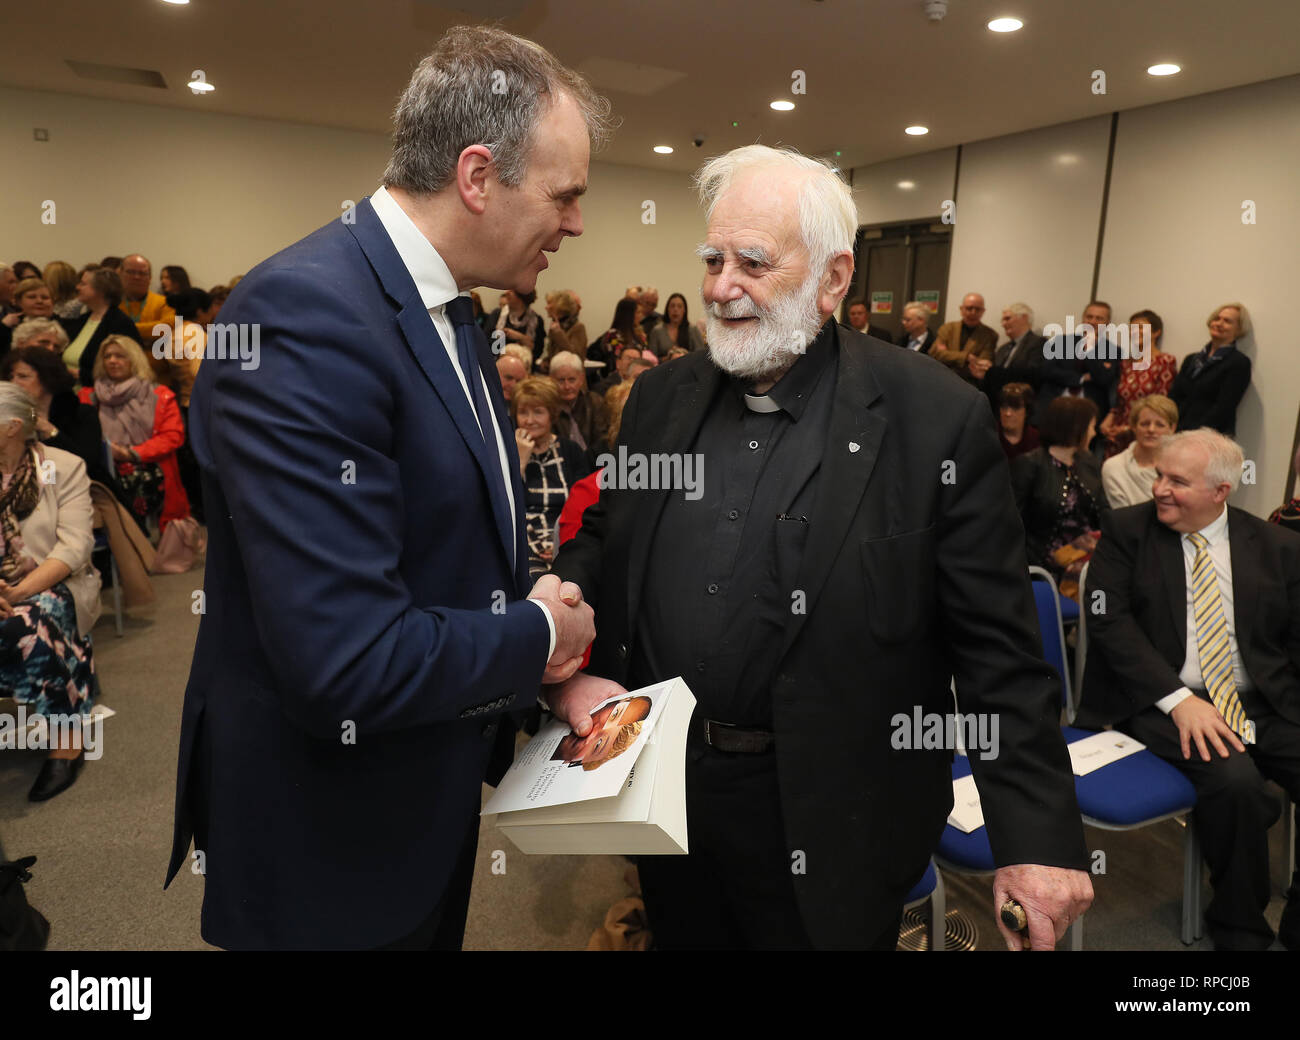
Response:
[631,329,838,727]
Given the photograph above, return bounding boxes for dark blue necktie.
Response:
[445,295,514,566]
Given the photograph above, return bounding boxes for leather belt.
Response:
[692,717,775,754]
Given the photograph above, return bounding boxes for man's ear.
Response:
[456,145,495,216]
[817,251,855,320]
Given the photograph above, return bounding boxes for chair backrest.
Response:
[1028,565,1072,715]
[1071,561,1090,724]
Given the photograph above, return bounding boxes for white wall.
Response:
[943,115,1112,331]
[0,85,705,336]
[851,148,957,227]
[1098,75,1300,517]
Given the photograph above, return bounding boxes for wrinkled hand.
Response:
[545,671,629,736]
[515,428,535,468]
[994,864,1094,950]
[1171,695,1245,761]
[528,573,594,683]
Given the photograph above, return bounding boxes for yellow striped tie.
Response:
[1188,532,1253,743]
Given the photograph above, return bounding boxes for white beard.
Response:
[704,270,826,382]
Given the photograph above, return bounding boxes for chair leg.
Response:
[110,555,123,637]
[1183,815,1203,944]
[929,868,946,952]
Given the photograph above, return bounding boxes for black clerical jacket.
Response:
[554,320,1089,949]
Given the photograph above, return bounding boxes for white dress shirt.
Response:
[1155,507,1253,736]
[369,186,555,656]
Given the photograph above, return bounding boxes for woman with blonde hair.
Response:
[542,289,588,367]
[0,382,102,801]
[1101,394,1178,508]
[1169,302,1252,436]
[79,335,189,534]
[43,260,86,320]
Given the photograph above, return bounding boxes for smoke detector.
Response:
[923,0,949,21]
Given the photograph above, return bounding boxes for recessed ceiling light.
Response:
[987,17,1022,32]
[897,180,916,190]
[1147,63,1181,76]
[161,0,191,5]
[770,100,795,111]
[1056,153,1080,166]
[905,125,929,136]
[653,145,673,154]
[189,79,214,94]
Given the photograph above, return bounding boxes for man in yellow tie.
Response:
[1082,428,1300,950]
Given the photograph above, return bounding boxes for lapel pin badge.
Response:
[848,441,861,453]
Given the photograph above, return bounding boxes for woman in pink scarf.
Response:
[78,335,189,535]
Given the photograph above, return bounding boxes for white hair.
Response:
[13,317,69,350]
[0,382,38,441]
[902,302,930,321]
[1157,429,1244,493]
[502,344,533,370]
[547,350,583,375]
[1006,301,1034,324]
[694,145,857,272]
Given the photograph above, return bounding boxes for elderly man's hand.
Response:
[528,574,595,683]
[993,863,1093,950]
[545,671,629,736]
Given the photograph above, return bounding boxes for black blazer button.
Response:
[617,643,628,659]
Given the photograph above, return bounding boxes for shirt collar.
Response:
[370,186,461,312]
[1184,506,1229,547]
[730,319,835,421]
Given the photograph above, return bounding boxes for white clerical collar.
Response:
[744,393,782,413]
[369,185,461,312]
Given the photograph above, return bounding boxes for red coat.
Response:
[80,383,190,530]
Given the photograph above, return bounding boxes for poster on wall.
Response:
[870,291,893,314]
[915,290,941,314]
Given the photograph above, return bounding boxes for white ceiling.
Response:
[7,0,1299,172]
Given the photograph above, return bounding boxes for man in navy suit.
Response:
[165,26,610,950]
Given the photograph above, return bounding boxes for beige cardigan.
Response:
[16,445,102,636]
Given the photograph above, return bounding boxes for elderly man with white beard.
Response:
[545,145,1093,950]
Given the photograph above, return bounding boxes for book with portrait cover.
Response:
[484,676,695,855]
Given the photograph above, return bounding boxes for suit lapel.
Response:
[347,198,518,575]
[626,360,722,629]
[1227,507,1258,660]
[777,333,884,665]
[1157,518,1187,657]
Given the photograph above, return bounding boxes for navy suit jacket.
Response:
[164,198,550,949]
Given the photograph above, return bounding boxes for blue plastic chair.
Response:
[902,859,945,952]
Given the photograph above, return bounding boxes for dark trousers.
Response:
[636,742,900,950]
[1122,689,1300,950]
[375,818,480,951]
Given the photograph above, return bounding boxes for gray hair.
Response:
[1157,429,1245,493]
[502,343,533,370]
[1006,301,1034,324]
[547,350,584,376]
[694,145,857,272]
[382,25,613,195]
[13,317,69,350]
[0,382,38,441]
[902,302,930,321]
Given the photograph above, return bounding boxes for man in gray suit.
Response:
[986,302,1046,419]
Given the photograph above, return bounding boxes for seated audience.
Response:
[118,254,176,346]
[1267,446,1300,536]
[842,298,892,341]
[593,344,644,397]
[1010,396,1108,598]
[648,292,705,357]
[43,261,86,321]
[496,352,528,402]
[1170,302,1253,436]
[11,318,69,355]
[558,380,633,546]
[490,289,545,364]
[512,376,592,581]
[159,288,208,407]
[1096,309,1178,458]
[63,266,145,387]
[10,262,41,282]
[0,264,17,318]
[638,287,663,337]
[0,383,101,802]
[207,284,231,320]
[548,351,607,456]
[1101,394,1178,508]
[625,357,655,383]
[98,256,123,272]
[997,382,1040,461]
[542,290,588,368]
[596,298,647,371]
[1,278,58,355]
[665,346,689,361]
[160,266,191,295]
[79,335,189,535]
[1038,300,1119,421]
[1082,429,1300,951]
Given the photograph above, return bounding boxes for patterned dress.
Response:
[523,439,577,581]
[1099,351,1178,458]
[1043,455,1102,586]
[0,582,98,717]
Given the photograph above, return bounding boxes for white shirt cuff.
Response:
[1155,687,1194,714]
[530,599,557,661]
